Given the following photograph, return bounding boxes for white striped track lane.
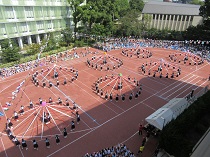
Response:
[165,77,205,100]
[159,75,199,98]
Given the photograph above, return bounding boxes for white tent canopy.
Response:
[145,98,189,130]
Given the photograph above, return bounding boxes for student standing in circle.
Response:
[55,135,60,145]
[45,138,50,148]
[33,139,38,150]
[71,120,75,131]
[63,128,67,138]
[21,139,28,150]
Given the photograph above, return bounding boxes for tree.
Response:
[81,2,100,33]
[61,28,73,46]
[142,14,152,32]
[117,10,142,37]
[68,0,84,38]
[114,0,130,17]
[0,39,20,63]
[26,43,41,56]
[199,0,210,26]
[129,0,145,12]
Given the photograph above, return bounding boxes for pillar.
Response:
[27,35,32,45]
[44,33,48,39]
[36,34,41,44]
[18,37,23,49]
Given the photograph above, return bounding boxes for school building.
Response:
[0,0,86,49]
[142,1,203,31]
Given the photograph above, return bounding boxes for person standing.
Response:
[21,139,28,150]
[19,105,24,115]
[13,136,20,147]
[76,113,80,124]
[14,111,19,121]
[33,139,38,150]
[63,128,67,138]
[45,138,50,148]
[139,124,143,135]
[55,135,60,145]
[137,145,144,155]
[71,120,75,131]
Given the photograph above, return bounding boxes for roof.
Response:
[145,98,188,130]
[142,1,201,15]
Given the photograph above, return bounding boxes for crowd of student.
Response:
[83,143,135,157]
[94,38,210,61]
[0,47,91,79]
[1,38,209,79]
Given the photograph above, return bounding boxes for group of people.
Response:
[31,65,79,88]
[140,61,182,79]
[6,127,69,150]
[94,74,143,102]
[169,52,204,66]
[121,47,153,59]
[83,143,135,157]
[94,38,210,64]
[87,55,123,71]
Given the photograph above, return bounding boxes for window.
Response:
[5,6,15,19]
[159,14,162,20]
[190,16,193,21]
[11,23,18,33]
[156,14,159,20]
[47,20,52,29]
[19,22,28,33]
[186,16,189,21]
[0,24,6,35]
[25,6,34,18]
[37,21,44,31]
[163,15,166,20]
[0,8,3,20]
[182,15,186,21]
[174,15,178,21]
[50,7,55,17]
[178,15,182,21]
[34,7,43,18]
[167,15,170,20]
[153,14,155,20]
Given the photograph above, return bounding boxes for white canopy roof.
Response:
[145,98,188,130]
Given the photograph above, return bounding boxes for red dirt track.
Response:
[0,47,209,157]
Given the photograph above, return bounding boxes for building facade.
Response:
[142,2,203,31]
[0,0,77,49]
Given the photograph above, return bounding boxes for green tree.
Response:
[113,0,130,18]
[81,2,100,33]
[26,43,41,56]
[129,0,145,12]
[61,28,73,46]
[0,39,20,63]
[68,0,84,38]
[199,0,210,26]
[117,10,142,37]
[142,14,152,32]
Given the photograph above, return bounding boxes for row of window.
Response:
[1,6,69,20]
[0,20,65,35]
[151,14,194,21]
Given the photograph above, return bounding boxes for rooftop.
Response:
[142,1,201,15]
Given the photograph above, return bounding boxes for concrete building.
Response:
[142,1,203,31]
[0,0,82,49]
